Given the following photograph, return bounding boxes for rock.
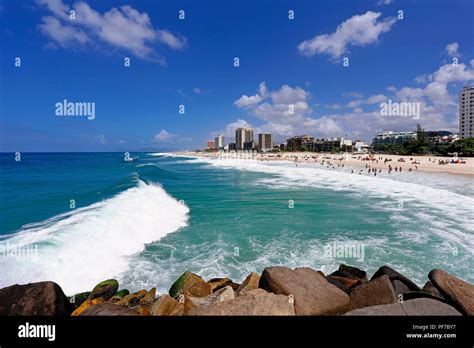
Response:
[169,272,212,298]
[392,279,411,295]
[115,290,147,307]
[139,288,156,308]
[134,305,151,316]
[71,298,105,316]
[207,278,233,292]
[371,266,420,291]
[80,303,139,316]
[236,272,261,296]
[429,269,474,315]
[89,279,119,300]
[259,266,350,315]
[115,289,130,298]
[189,289,295,315]
[348,275,397,311]
[151,295,184,316]
[0,281,73,315]
[402,291,446,303]
[345,298,462,316]
[338,264,368,282]
[184,286,235,314]
[326,275,361,293]
[422,281,444,298]
[69,291,90,308]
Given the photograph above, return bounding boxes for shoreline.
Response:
[173,151,474,176]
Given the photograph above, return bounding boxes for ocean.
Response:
[0,152,473,295]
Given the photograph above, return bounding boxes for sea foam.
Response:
[0,181,189,294]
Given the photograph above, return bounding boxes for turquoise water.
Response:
[0,152,473,295]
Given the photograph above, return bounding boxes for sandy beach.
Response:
[176,151,474,176]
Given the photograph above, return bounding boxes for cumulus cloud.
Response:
[37,0,187,64]
[445,42,459,57]
[154,130,175,143]
[297,11,397,60]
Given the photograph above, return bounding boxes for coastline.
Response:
[174,151,474,176]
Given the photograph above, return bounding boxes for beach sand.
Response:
[175,151,474,176]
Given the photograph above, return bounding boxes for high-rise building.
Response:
[258,133,273,151]
[460,86,474,139]
[235,127,254,149]
[214,135,225,149]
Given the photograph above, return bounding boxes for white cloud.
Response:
[233,82,268,108]
[154,130,175,143]
[92,134,107,144]
[193,88,201,94]
[297,11,397,60]
[445,42,459,57]
[37,0,187,63]
[377,0,394,5]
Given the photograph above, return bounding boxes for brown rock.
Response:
[151,295,184,316]
[236,272,261,296]
[207,278,233,292]
[71,298,105,316]
[392,279,411,295]
[326,275,361,292]
[134,305,151,316]
[0,281,73,316]
[348,275,397,311]
[345,298,461,316]
[80,303,139,316]
[422,281,444,299]
[139,288,156,308]
[338,264,368,282]
[429,269,474,315]
[371,266,420,291]
[169,272,212,298]
[189,289,295,315]
[259,266,350,315]
[115,289,147,307]
[184,285,235,314]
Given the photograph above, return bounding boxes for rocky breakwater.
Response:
[0,265,472,316]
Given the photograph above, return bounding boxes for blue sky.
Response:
[1,0,473,151]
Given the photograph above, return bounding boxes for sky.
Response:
[0,0,473,152]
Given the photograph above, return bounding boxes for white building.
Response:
[460,86,474,139]
[214,135,225,150]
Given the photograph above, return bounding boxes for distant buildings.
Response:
[286,135,314,151]
[235,127,254,149]
[258,133,273,152]
[206,140,215,149]
[460,86,473,139]
[371,131,417,146]
[214,135,225,150]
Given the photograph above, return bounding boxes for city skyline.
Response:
[1,0,474,152]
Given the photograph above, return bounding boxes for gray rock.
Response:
[345,298,461,316]
[392,279,411,295]
[259,266,350,315]
[422,281,444,299]
[371,266,420,291]
[189,289,295,315]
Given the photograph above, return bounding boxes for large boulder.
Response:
[345,298,462,316]
[348,275,397,311]
[371,266,420,291]
[259,266,350,315]
[89,279,119,300]
[80,303,139,316]
[151,295,184,316]
[189,289,295,315]
[421,281,444,299]
[69,291,90,308]
[169,272,212,298]
[337,264,368,282]
[184,285,235,314]
[236,272,261,296]
[139,288,156,308]
[115,290,147,307]
[326,276,361,293]
[0,281,73,315]
[207,278,238,292]
[429,269,474,315]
